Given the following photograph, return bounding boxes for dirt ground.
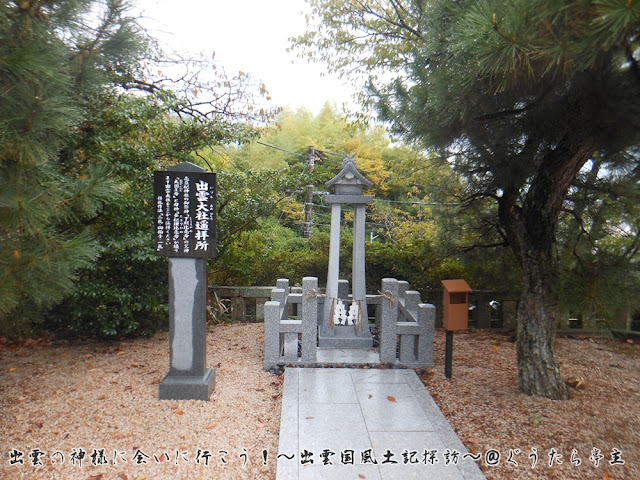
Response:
[0,323,281,480]
[1,324,638,480]
[421,329,640,480]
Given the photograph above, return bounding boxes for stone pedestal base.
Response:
[158,368,215,401]
[318,325,373,348]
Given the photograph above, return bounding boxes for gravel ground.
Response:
[0,323,281,480]
[2,323,639,480]
[420,329,640,480]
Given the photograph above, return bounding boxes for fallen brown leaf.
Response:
[387,396,396,402]
[358,474,366,479]
[566,376,586,390]
[204,423,217,429]
[87,475,103,480]
[117,474,128,480]
[174,409,185,415]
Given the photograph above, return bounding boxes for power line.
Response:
[375,198,461,206]
[256,141,306,158]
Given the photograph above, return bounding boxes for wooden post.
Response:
[445,330,453,379]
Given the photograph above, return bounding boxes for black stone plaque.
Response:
[154,169,216,258]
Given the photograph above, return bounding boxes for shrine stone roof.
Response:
[326,153,373,195]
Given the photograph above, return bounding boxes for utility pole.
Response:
[303,145,315,238]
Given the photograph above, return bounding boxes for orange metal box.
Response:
[442,279,472,331]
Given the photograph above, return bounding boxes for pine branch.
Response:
[473,89,551,121]
[492,13,512,43]
[451,241,509,256]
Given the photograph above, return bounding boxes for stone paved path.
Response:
[276,367,486,480]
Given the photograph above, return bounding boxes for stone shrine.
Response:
[263,154,435,372]
[319,154,374,348]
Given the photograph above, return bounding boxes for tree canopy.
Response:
[0,0,270,336]
[207,105,505,292]
[293,0,640,399]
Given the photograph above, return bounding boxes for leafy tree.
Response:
[210,218,330,286]
[556,157,640,330]
[212,105,513,293]
[1,0,272,337]
[293,0,640,399]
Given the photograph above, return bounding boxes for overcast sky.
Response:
[134,0,356,114]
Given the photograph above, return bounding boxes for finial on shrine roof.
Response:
[342,152,357,167]
[326,152,373,195]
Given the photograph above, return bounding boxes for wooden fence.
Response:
[209,285,640,334]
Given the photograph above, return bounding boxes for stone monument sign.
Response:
[154,162,216,401]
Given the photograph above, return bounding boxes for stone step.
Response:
[316,347,380,364]
[318,324,373,348]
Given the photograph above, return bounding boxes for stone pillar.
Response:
[301,277,318,362]
[159,257,215,400]
[418,303,435,367]
[475,294,492,329]
[230,295,246,323]
[502,300,517,330]
[263,300,281,371]
[155,161,216,401]
[352,203,368,331]
[399,290,421,364]
[380,278,399,363]
[255,298,267,321]
[325,203,342,324]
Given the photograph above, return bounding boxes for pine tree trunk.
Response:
[498,137,594,400]
[500,192,570,400]
[516,245,570,400]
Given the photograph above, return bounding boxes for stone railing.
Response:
[210,285,521,328]
[375,278,435,368]
[261,277,435,371]
[210,285,640,334]
[263,278,318,371]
